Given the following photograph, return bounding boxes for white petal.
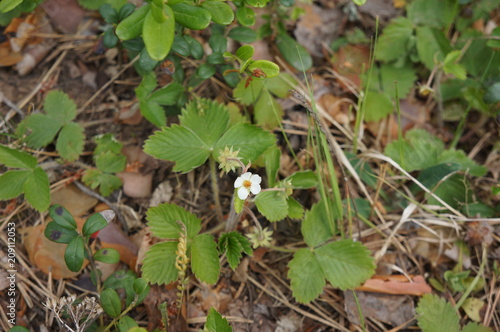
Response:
[250,174,262,184]
[241,172,252,180]
[250,183,261,195]
[237,187,250,200]
[234,177,244,188]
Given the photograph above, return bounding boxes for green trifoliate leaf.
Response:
[219,232,253,270]
[407,0,457,29]
[44,221,78,244]
[23,167,50,212]
[416,294,460,332]
[287,197,304,219]
[443,50,467,80]
[64,236,85,272]
[143,5,175,60]
[82,169,122,197]
[56,122,84,162]
[44,90,77,123]
[416,26,452,70]
[171,3,211,30]
[315,240,375,290]
[362,91,393,122]
[254,89,283,130]
[94,248,120,264]
[215,123,275,164]
[288,248,325,303]
[301,199,335,248]
[462,323,493,332]
[375,17,413,63]
[139,99,166,127]
[148,82,184,105]
[100,288,122,317]
[254,190,288,222]
[144,124,210,172]
[49,204,77,230]
[265,73,297,98]
[116,4,150,41]
[233,77,264,105]
[95,151,126,173]
[146,203,202,240]
[425,173,470,209]
[94,134,123,155]
[179,98,230,147]
[200,1,234,25]
[191,234,220,284]
[437,149,487,177]
[378,63,416,98]
[384,129,444,172]
[25,113,61,148]
[0,145,37,169]
[205,307,232,332]
[286,171,318,189]
[142,241,178,285]
[0,170,30,199]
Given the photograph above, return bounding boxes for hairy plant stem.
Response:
[209,156,224,223]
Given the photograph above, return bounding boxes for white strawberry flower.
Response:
[234,172,262,200]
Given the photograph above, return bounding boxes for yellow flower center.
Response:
[243,180,252,188]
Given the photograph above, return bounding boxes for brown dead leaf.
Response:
[344,290,415,327]
[332,44,371,90]
[356,275,432,296]
[97,222,138,270]
[295,3,342,57]
[117,145,158,198]
[40,0,85,34]
[318,94,352,125]
[51,183,98,217]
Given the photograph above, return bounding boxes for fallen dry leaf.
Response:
[97,222,138,270]
[51,183,98,217]
[344,290,415,326]
[356,275,432,296]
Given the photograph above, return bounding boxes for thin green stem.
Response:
[209,156,223,222]
[102,295,138,332]
[455,246,487,309]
